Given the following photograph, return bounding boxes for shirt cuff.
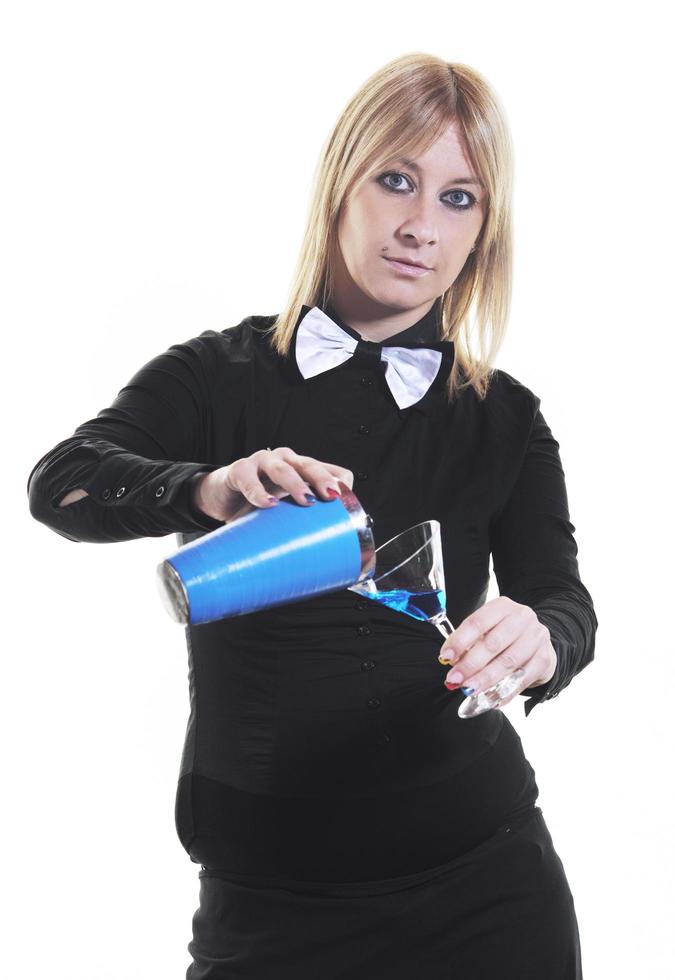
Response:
[175,468,225,532]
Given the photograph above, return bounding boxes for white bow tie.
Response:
[294,306,449,410]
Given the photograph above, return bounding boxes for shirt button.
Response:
[102,489,111,500]
[361,660,376,671]
[115,487,126,498]
[358,424,370,435]
[356,625,372,636]
[360,376,373,386]
[356,471,368,481]
[376,733,391,745]
[367,698,381,709]
[155,485,165,498]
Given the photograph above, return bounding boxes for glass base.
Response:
[457,667,526,719]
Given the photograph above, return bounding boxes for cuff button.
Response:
[155,485,165,497]
[115,487,126,497]
[102,489,111,500]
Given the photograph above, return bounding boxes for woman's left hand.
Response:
[438,597,557,703]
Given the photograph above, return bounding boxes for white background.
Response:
[4,1,673,977]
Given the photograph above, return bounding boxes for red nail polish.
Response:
[444,681,462,691]
[326,488,340,498]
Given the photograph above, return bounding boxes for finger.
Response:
[438,597,515,665]
[454,668,529,711]
[266,449,352,501]
[443,606,530,679]
[252,450,295,498]
[321,463,354,490]
[276,453,354,499]
[246,449,315,506]
[288,455,353,497]
[261,456,322,506]
[450,619,544,694]
[223,459,286,508]
[301,462,354,499]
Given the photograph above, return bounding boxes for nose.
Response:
[399,197,438,246]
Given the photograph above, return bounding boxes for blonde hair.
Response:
[266,53,514,403]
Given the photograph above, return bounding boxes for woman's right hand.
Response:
[191,447,354,523]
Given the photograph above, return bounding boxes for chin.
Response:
[377,283,435,307]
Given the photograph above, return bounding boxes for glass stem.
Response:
[434,615,455,639]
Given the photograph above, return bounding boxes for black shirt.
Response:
[27,297,598,882]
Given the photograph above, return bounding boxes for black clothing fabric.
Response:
[186,804,582,979]
[27,298,598,881]
[184,711,538,881]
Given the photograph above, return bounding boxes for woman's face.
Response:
[334,120,486,329]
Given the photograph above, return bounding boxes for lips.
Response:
[385,256,431,270]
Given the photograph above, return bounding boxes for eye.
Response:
[446,189,475,210]
[380,171,412,193]
[378,171,477,212]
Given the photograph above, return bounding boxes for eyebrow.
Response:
[392,157,483,186]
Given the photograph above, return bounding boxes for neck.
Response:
[324,296,439,344]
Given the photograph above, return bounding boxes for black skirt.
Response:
[185,804,583,979]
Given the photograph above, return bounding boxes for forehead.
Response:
[385,123,483,186]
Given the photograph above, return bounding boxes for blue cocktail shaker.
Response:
[156,480,375,625]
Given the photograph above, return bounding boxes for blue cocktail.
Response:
[348,520,525,718]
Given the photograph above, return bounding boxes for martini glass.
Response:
[347,520,525,719]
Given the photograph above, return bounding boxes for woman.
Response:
[28,54,598,978]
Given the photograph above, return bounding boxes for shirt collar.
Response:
[321,297,443,347]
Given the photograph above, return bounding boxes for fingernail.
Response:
[267,495,279,504]
[304,493,317,503]
[326,487,340,498]
[447,671,463,684]
[462,687,476,695]
[444,681,462,691]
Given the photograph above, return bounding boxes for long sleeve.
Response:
[489,398,598,717]
[27,335,226,543]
